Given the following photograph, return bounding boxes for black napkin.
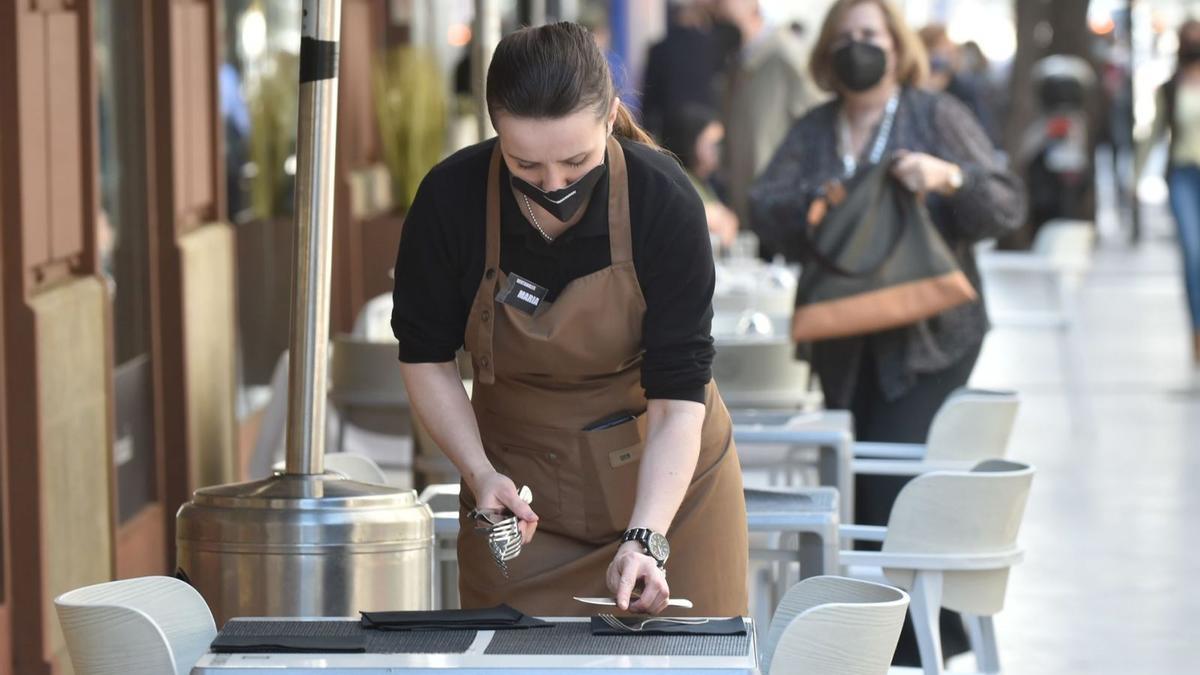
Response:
[590,616,747,636]
[211,634,367,653]
[360,604,550,631]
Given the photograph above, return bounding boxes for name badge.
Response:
[495,272,549,316]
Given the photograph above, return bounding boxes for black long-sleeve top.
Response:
[391,136,716,404]
[750,87,1026,405]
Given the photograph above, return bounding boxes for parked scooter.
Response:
[1009,55,1097,249]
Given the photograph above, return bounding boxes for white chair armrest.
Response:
[838,548,1024,572]
[853,442,926,460]
[734,427,851,446]
[852,458,977,477]
[839,524,887,541]
[418,483,461,504]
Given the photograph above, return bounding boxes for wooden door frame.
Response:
[146,0,225,567]
[108,0,171,580]
[0,105,12,675]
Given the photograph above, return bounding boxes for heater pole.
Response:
[284,0,342,475]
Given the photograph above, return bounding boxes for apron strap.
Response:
[470,136,632,384]
[606,136,633,265]
[469,143,504,385]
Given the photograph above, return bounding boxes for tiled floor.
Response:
[970,213,1200,672]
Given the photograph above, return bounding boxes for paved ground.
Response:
[971,208,1200,673]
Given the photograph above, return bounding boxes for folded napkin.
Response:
[590,616,747,636]
[211,633,367,654]
[360,604,550,631]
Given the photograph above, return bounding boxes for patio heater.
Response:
[176,0,433,625]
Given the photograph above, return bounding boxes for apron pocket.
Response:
[581,413,647,539]
[490,443,563,523]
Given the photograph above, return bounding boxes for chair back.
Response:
[762,576,908,675]
[1032,219,1095,270]
[924,389,1019,462]
[55,576,216,675]
[882,460,1035,615]
[324,452,389,485]
[329,334,409,407]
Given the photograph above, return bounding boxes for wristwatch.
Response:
[622,528,670,569]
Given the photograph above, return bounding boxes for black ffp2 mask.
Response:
[832,41,887,92]
[510,162,607,222]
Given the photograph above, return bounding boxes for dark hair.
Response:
[486,22,656,146]
[659,104,718,173]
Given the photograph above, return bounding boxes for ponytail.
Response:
[612,101,658,148]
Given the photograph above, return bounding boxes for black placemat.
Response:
[484,620,751,656]
[361,604,549,631]
[217,619,475,654]
[589,616,747,636]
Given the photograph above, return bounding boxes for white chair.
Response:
[732,410,856,522]
[351,291,396,342]
[761,575,909,675]
[328,333,412,453]
[55,576,217,675]
[977,219,1094,428]
[852,389,1019,477]
[838,460,1036,675]
[323,452,390,484]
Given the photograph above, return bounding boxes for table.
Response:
[731,410,855,524]
[744,486,840,632]
[191,617,760,674]
[419,484,839,616]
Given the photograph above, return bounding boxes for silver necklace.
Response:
[521,192,555,242]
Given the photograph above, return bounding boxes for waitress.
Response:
[391,22,748,617]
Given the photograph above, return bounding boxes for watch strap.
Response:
[621,528,666,568]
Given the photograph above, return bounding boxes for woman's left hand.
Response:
[606,541,670,614]
[891,150,961,195]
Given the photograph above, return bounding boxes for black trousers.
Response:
[846,343,983,667]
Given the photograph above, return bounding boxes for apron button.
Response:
[485,268,496,280]
[480,356,490,367]
[481,310,490,322]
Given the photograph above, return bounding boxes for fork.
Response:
[470,486,532,577]
[597,614,710,633]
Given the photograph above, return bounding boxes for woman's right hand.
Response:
[469,470,540,544]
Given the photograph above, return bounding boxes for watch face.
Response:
[648,532,670,562]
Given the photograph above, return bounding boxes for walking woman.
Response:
[1149,20,1200,384]
[750,0,1024,664]
[391,22,747,617]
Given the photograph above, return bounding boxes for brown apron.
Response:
[459,137,748,617]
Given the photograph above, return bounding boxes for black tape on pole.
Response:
[300,37,339,83]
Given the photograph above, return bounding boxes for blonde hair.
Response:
[809,0,929,93]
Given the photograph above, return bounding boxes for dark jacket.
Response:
[750,87,1026,405]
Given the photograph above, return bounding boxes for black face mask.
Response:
[510,161,607,222]
[832,40,887,92]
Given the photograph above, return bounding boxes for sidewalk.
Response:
[972,207,1199,672]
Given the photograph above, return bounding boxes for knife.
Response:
[573,596,694,609]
